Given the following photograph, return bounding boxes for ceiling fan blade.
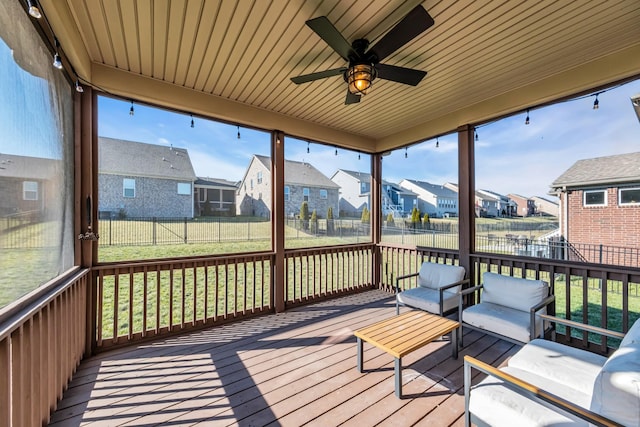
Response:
[306,16,356,61]
[376,63,427,86]
[367,5,434,62]
[291,67,347,84]
[345,90,361,105]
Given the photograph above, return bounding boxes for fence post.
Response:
[184,217,188,243]
[247,221,250,240]
[218,219,221,242]
[109,215,112,246]
[153,217,156,245]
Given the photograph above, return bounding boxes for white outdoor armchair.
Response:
[395,262,468,316]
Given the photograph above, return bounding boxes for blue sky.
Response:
[97,78,640,199]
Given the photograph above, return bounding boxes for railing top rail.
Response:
[471,252,640,278]
[284,242,375,256]
[0,267,87,341]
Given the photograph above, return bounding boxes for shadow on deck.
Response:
[49,290,519,426]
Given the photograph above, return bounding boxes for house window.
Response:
[23,181,38,200]
[303,187,309,202]
[257,171,263,184]
[619,188,640,205]
[319,189,328,199]
[258,192,262,200]
[123,178,136,198]
[584,189,606,206]
[250,179,254,190]
[284,186,290,201]
[177,182,191,195]
[198,188,206,202]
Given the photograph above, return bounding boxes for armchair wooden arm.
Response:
[463,355,622,427]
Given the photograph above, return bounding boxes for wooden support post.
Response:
[272,131,286,312]
[371,154,382,288]
[458,125,475,281]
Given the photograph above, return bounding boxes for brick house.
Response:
[236,155,339,219]
[550,152,640,258]
[0,154,60,217]
[98,137,197,218]
[507,193,536,217]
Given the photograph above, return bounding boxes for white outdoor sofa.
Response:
[458,272,555,346]
[464,315,640,426]
[395,262,469,316]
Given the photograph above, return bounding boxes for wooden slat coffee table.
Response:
[354,310,460,398]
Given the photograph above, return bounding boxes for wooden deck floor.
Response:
[49,290,519,426]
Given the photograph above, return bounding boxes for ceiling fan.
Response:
[290,5,434,105]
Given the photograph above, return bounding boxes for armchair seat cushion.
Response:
[469,366,591,427]
[396,286,458,314]
[508,338,606,395]
[462,302,542,343]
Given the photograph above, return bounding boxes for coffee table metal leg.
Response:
[451,327,459,359]
[357,337,363,373]
[395,357,402,398]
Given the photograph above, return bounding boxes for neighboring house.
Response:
[330,169,417,217]
[474,191,500,217]
[98,137,197,218]
[194,177,238,217]
[399,179,458,217]
[330,169,370,217]
[550,152,640,252]
[507,193,536,217]
[531,196,559,217]
[478,189,517,217]
[0,154,60,217]
[445,183,500,217]
[237,155,339,218]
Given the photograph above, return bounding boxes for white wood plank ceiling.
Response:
[43,0,640,152]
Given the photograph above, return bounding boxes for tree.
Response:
[310,209,318,234]
[410,207,421,229]
[386,213,395,227]
[422,213,430,228]
[300,201,309,230]
[327,206,334,235]
[361,207,370,224]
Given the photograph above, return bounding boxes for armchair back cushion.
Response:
[419,262,465,292]
[590,319,640,426]
[481,272,548,311]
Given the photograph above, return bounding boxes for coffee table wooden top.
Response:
[354,311,460,359]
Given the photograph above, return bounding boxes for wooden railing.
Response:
[94,252,273,349]
[379,243,460,292]
[471,253,640,354]
[284,243,375,306]
[0,268,89,427]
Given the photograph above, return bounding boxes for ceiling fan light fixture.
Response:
[346,64,375,95]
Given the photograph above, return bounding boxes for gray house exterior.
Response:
[98,137,197,218]
[400,179,459,217]
[237,155,339,218]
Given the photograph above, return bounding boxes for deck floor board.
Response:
[50,290,518,426]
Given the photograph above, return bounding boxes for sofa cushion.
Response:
[396,286,458,313]
[470,366,591,426]
[620,317,640,347]
[418,262,465,292]
[507,338,606,396]
[463,302,541,343]
[481,272,548,312]
[590,342,640,426]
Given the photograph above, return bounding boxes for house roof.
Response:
[0,154,60,180]
[254,155,339,188]
[551,152,640,189]
[99,137,197,181]
[333,169,372,182]
[194,177,238,189]
[47,1,640,153]
[401,179,457,198]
